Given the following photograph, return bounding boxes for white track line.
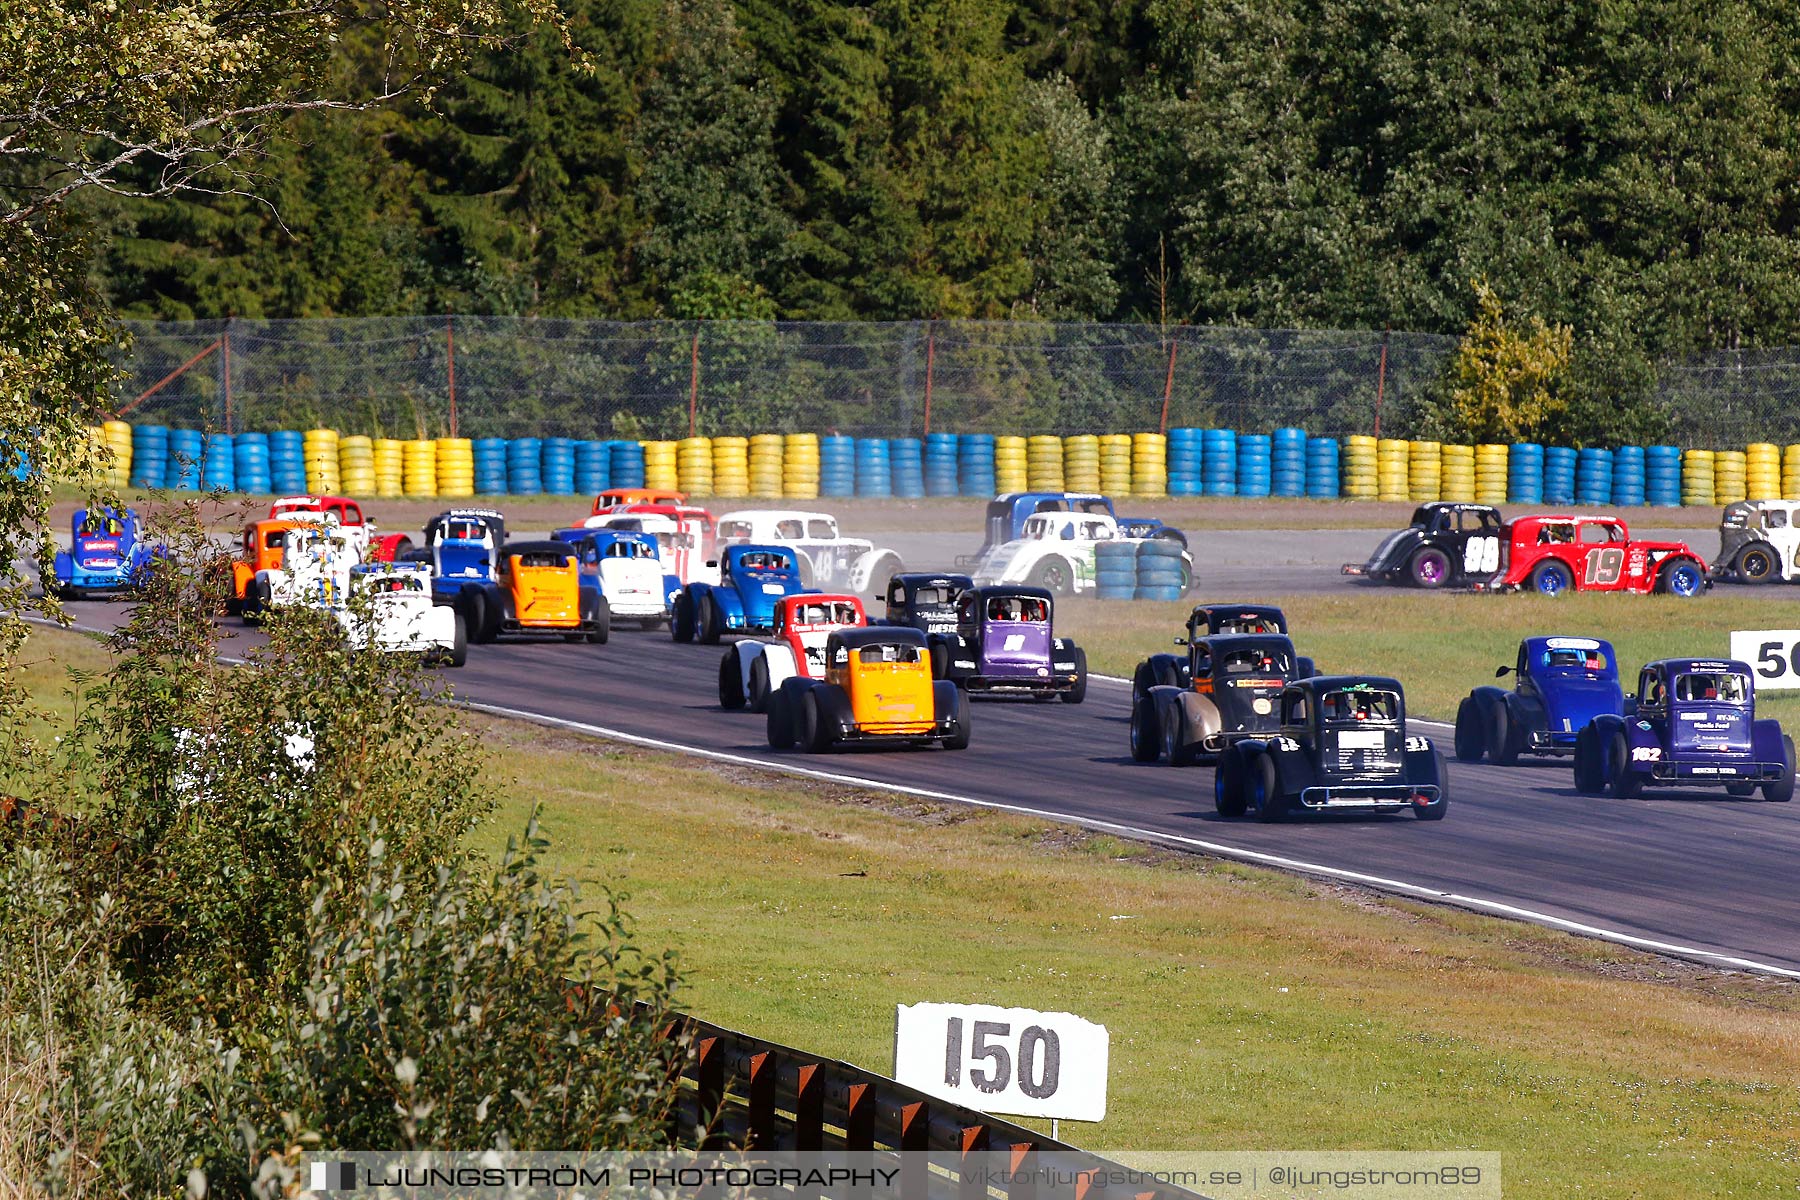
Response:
[463,699,1800,980]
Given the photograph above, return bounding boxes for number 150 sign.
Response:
[894,1002,1108,1121]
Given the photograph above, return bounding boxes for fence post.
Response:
[689,329,701,439]
[924,323,936,437]
[1159,337,1178,434]
[745,1050,777,1148]
[1374,326,1389,439]
[222,319,233,434]
[447,316,458,438]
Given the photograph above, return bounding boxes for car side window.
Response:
[776,520,804,538]
[807,519,836,539]
[1282,691,1307,725]
[1769,510,1789,530]
[1639,669,1664,708]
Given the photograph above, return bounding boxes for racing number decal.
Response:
[1584,547,1626,586]
[944,1018,1061,1099]
[1462,536,1500,575]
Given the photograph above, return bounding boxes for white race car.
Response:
[244,524,360,619]
[972,511,1193,596]
[718,592,867,712]
[715,509,903,592]
[333,564,466,665]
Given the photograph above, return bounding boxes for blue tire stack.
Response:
[855,438,891,498]
[959,434,996,496]
[925,434,960,497]
[1271,428,1307,497]
[201,434,235,493]
[269,431,307,493]
[1095,541,1138,599]
[1236,433,1272,497]
[576,440,610,495]
[1610,446,1646,507]
[609,440,645,489]
[168,429,203,491]
[890,438,925,499]
[1508,443,1544,504]
[820,436,855,497]
[540,437,575,495]
[130,425,169,489]
[1542,446,1577,505]
[1202,429,1237,495]
[234,432,271,494]
[1575,448,1612,506]
[1305,437,1340,497]
[1646,446,1683,506]
[1135,539,1188,601]
[1167,428,1202,496]
[507,437,543,495]
[474,438,509,493]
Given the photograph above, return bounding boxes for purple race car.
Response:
[926,585,1087,703]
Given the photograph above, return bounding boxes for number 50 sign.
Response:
[894,1002,1108,1121]
[1730,630,1800,689]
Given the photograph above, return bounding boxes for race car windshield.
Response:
[518,552,571,568]
[987,597,1048,622]
[366,577,419,594]
[718,521,753,539]
[1321,689,1399,723]
[1546,648,1608,671]
[1219,618,1279,634]
[857,644,921,664]
[912,586,951,605]
[604,541,655,558]
[795,601,858,626]
[739,552,789,571]
[444,522,488,540]
[1675,672,1749,704]
[1221,648,1288,674]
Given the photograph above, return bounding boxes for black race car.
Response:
[1133,603,1312,700]
[1341,502,1506,589]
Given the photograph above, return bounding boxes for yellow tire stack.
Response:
[1131,432,1167,497]
[1026,435,1064,491]
[712,436,749,497]
[1342,435,1378,498]
[994,436,1028,493]
[1475,444,1509,505]
[436,438,474,498]
[373,439,405,498]
[1713,449,1747,504]
[1439,444,1475,501]
[1746,443,1780,500]
[1063,435,1101,493]
[676,437,713,497]
[1784,445,1800,500]
[95,422,132,488]
[1099,434,1132,495]
[782,433,819,499]
[749,434,785,497]
[1376,439,1410,500]
[403,439,438,497]
[304,429,341,493]
[1408,440,1442,501]
[338,435,376,497]
[642,441,679,491]
[1681,450,1716,507]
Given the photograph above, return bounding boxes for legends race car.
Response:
[719,592,866,712]
[1455,636,1625,764]
[766,627,970,752]
[927,586,1087,702]
[1474,516,1707,597]
[715,509,903,592]
[52,507,160,599]
[672,544,810,644]
[1131,632,1300,765]
[1341,503,1506,588]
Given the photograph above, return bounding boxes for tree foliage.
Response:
[1432,279,1575,444]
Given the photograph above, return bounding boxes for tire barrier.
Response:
[303,428,339,494]
[642,440,678,491]
[1542,445,1576,505]
[1135,537,1188,600]
[1026,435,1064,492]
[539,437,575,497]
[783,432,819,500]
[611,439,646,489]
[1682,449,1716,507]
[270,431,306,494]
[676,436,712,498]
[1272,427,1306,498]
[1714,449,1747,504]
[890,437,925,499]
[130,424,168,489]
[820,435,854,498]
[437,437,475,499]
[1131,433,1166,497]
[1785,444,1800,501]
[712,436,749,498]
[1508,442,1544,505]
[1305,436,1340,498]
[338,434,374,497]
[374,438,405,498]
[1094,539,1137,600]
[1235,433,1271,498]
[750,433,785,498]
[1439,443,1475,502]
[403,438,438,498]
[1407,439,1441,502]
[924,433,960,497]
[1746,442,1780,500]
[1475,443,1508,506]
[1099,433,1133,496]
[167,428,203,491]
[960,433,997,497]
[856,438,892,499]
[474,438,508,494]
[1342,434,1377,499]
[994,435,1027,494]
[93,421,132,490]
[232,432,271,495]
[507,437,542,496]
[575,439,610,496]
[1647,445,1681,507]
[1064,434,1101,495]
[1165,427,1200,497]
[1575,447,1612,507]
[1377,438,1409,501]
[1611,445,1645,508]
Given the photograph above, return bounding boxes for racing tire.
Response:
[1414,752,1449,820]
[1132,660,1156,703]
[1407,546,1452,589]
[1030,558,1075,597]
[586,598,611,644]
[1251,753,1286,822]
[1737,545,1779,583]
[1656,560,1705,598]
[1214,750,1247,817]
[747,656,772,713]
[671,592,695,643]
[719,647,746,710]
[796,553,817,590]
[1163,705,1196,767]
[1488,698,1521,766]
[1608,732,1645,799]
[445,612,468,668]
[942,688,971,750]
[1726,782,1758,797]
[929,640,950,682]
[1129,696,1163,762]
[766,691,796,749]
[697,592,724,645]
[798,689,832,753]
[1453,697,1487,763]
[1766,735,1795,802]
[243,577,272,625]
[1529,560,1574,597]
[461,591,496,644]
[1572,727,1605,795]
[1060,648,1087,704]
[1132,656,1183,702]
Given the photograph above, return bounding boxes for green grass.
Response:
[1057,591,1800,725]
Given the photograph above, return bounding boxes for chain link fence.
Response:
[112,318,1456,441]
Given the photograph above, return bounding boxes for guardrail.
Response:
[662,1008,1194,1200]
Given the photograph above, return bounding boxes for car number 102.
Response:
[943,1017,1060,1098]
[1463,537,1499,574]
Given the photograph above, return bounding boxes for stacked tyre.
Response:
[1235,433,1271,497]
[856,438,892,497]
[437,438,475,498]
[924,433,959,496]
[1167,428,1202,496]
[1646,446,1682,506]
[338,435,375,496]
[1575,447,1612,506]
[890,437,925,498]
[576,440,610,495]
[130,425,169,489]
[1305,436,1340,497]
[1439,444,1475,501]
[1784,444,1800,501]
[960,434,996,496]
[375,439,405,497]
[783,433,819,499]
[1342,435,1377,499]
[712,436,749,497]
[1376,439,1409,501]
[1064,434,1101,494]
[1747,443,1780,500]
[1408,440,1441,501]
[1095,540,1137,599]
[474,439,508,494]
[1100,434,1133,495]
[1131,433,1167,497]
[1508,442,1544,504]
[303,429,340,493]
[675,437,712,497]
[1135,539,1188,600]
[994,436,1027,493]
[234,431,270,494]
[1681,449,1716,507]
[1714,450,1747,504]
[642,441,678,491]
[1026,435,1064,491]
[507,437,542,495]
[540,437,575,495]
[1610,446,1645,507]
[1542,446,1576,504]
[270,431,306,493]
[403,439,437,497]
[610,440,646,489]
[97,421,132,489]
[820,435,855,498]
[1475,444,1508,505]
[1271,428,1306,497]
[750,434,785,497]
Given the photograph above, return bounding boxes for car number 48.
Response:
[1463,537,1499,574]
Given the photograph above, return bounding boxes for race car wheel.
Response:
[719,647,746,710]
[1572,727,1605,795]
[446,611,468,668]
[798,690,832,753]
[1488,699,1521,766]
[1726,782,1758,796]
[461,591,495,644]
[1453,697,1486,762]
[1766,736,1795,802]
[1251,753,1285,822]
[1608,732,1645,799]
[929,640,950,682]
[748,656,772,713]
[1407,546,1452,589]
[1737,545,1778,583]
[697,593,724,645]
[942,689,971,750]
[1030,558,1073,596]
[1214,750,1247,817]
[586,598,611,644]
[1060,648,1088,704]
[1414,752,1449,820]
[1163,706,1196,767]
[1131,660,1158,703]
[1129,696,1163,762]
[1656,560,1704,598]
[1529,561,1574,596]
[671,592,695,643]
[765,691,795,749]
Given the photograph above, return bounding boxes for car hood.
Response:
[1540,677,1625,731]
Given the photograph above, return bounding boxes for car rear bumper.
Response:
[1645,760,1786,783]
[606,597,668,617]
[1526,731,1579,755]
[1298,784,1441,811]
[963,672,1081,693]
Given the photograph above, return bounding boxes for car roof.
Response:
[1191,602,1286,623]
[968,584,1054,604]
[1644,658,1751,675]
[1193,632,1297,653]
[1522,635,1614,656]
[718,509,833,522]
[784,591,859,608]
[503,540,577,558]
[893,572,972,589]
[251,518,310,533]
[724,543,796,564]
[1290,674,1405,695]
[831,626,928,649]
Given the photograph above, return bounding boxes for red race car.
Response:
[1472,515,1708,598]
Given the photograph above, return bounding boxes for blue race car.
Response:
[1574,658,1794,801]
[552,527,675,628]
[1455,636,1626,765]
[672,544,809,644]
[52,507,160,599]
